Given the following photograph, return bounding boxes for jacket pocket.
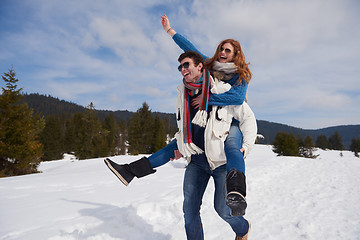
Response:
[211,107,232,140]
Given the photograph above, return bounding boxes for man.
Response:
[104,51,251,240]
[176,51,250,240]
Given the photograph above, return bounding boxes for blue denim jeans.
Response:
[225,120,245,174]
[148,139,178,168]
[147,137,248,239]
[183,160,249,239]
[149,120,245,174]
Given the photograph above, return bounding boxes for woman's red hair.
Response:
[205,39,252,84]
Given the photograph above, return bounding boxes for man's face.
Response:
[179,57,203,83]
[218,42,235,63]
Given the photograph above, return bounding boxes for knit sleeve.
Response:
[208,81,248,106]
[172,33,209,60]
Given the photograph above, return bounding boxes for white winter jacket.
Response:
[205,78,257,169]
[174,78,257,170]
[174,84,204,158]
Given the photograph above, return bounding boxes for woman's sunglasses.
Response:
[220,47,232,53]
[178,62,190,72]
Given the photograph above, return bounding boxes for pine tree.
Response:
[0,67,44,177]
[164,115,177,139]
[117,120,127,155]
[64,113,81,154]
[272,132,299,156]
[296,134,304,156]
[102,113,119,156]
[40,115,65,161]
[128,102,154,154]
[64,103,108,159]
[350,137,360,157]
[316,134,331,150]
[302,136,318,159]
[78,102,108,159]
[296,134,304,147]
[329,131,344,150]
[151,114,167,152]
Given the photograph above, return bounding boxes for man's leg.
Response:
[183,162,210,240]
[212,164,250,237]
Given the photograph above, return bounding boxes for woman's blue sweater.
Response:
[173,33,247,106]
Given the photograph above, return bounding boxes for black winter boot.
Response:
[226,169,247,216]
[104,157,156,186]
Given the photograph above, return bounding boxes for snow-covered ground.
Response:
[0,145,359,240]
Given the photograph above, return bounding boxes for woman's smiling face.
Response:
[218,42,235,63]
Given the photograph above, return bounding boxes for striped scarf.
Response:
[181,69,211,150]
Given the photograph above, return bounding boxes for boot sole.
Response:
[104,158,129,186]
[226,191,247,216]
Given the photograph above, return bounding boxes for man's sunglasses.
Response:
[178,62,190,72]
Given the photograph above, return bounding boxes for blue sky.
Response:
[1,0,359,129]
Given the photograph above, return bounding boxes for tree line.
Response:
[1,68,359,177]
[272,131,360,158]
[0,68,169,177]
[40,101,168,160]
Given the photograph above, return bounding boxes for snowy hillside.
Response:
[0,145,359,240]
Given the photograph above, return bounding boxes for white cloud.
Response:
[1,0,359,128]
[186,0,355,62]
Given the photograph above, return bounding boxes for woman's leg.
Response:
[148,139,178,168]
[224,120,247,216]
[104,139,178,186]
[224,120,245,174]
[212,164,250,237]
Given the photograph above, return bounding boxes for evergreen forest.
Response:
[1,68,359,177]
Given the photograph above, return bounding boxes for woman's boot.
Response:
[226,169,247,216]
[104,157,156,186]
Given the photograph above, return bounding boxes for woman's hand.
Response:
[170,150,183,161]
[161,14,170,31]
[161,14,176,36]
[191,95,202,109]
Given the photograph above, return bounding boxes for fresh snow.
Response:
[1,145,359,240]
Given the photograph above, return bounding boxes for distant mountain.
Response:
[22,93,86,116]
[255,120,360,149]
[22,93,174,124]
[22,93,360,149]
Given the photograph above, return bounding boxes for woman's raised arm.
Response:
[161,14,176,37]
[161,14,208,60]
